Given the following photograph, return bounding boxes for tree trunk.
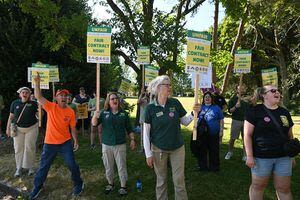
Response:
[212,0,219,84]
[221,18,245,94]
[274,29,290,107]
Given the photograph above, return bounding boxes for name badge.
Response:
[156,111,163,117]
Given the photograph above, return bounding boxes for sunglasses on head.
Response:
[264,89,279,94]
[160,83,171,87]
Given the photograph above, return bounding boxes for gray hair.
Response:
[147,75,170,99]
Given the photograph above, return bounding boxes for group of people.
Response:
[1,74,296,200]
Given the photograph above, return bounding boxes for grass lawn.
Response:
[0,97,299,199]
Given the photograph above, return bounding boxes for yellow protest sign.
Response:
[118,79,131,95]
[234,50,252,74]
[49,65,59,82]
[29,63,50,89]
[137,46,150,64]
[77,104,88,119]
[186,30,211,74]
[262,68,278,86]
[145,65,159,86]
[87,26,112,63]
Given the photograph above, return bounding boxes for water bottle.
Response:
[136,178,142,192]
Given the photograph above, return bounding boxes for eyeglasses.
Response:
[110,97,118,101]
[160,83,171,87]
[264,89,279,94]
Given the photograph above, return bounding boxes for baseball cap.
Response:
[56,89,70,96]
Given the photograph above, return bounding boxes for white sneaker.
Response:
[28,168,35,176]
[242,155,247,162]
[225,152,233,160]
[14,168,21,177]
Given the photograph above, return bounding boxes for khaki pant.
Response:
[13,123,38,169]
[102,143,128,187]
[152,145,188,200]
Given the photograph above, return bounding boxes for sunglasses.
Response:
[160,83,171,87]
[110,97,118,101]
[264,89,279,94]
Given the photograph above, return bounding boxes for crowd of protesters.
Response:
[0,74,296,200]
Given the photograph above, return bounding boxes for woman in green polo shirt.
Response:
[6,87,39,177]
[143,75,198,200]
[92,92,136,196]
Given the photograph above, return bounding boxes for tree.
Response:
[101,0,207,90]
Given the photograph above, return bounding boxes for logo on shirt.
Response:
[16,106,20,109]
[264,116,271,123]
[156,111,163,117]
[64,116,70,122]
[170,107,175,112]
[169,112,174,118]
[105,114,109,118]
[280,115,289,127]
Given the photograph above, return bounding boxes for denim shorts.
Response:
[251,156,292,177]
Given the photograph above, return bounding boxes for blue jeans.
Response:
[33,140,82,188]
[251,156,292,177]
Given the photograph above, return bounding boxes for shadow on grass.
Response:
[0,127,299,200]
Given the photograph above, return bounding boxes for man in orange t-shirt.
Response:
[29,75,84,200]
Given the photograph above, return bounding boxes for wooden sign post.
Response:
[185,30,212,141]
[87,26,112,113]
[193,74,200,140]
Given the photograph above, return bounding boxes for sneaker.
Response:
[14,168,22,178]
[242,155,247,162]
[28,169,35,176]
[225,152,233,160]
[73,182,84,196]
[104,184,114,195]
[118,187,128,196]
[90,144,96,150]
[29,186,43,200]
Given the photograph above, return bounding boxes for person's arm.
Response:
[244,120,255,168]
[288,127,296,167]
[92,110,100,126]
[143,123,153,168]
[71,127,79,151]
[219,119,224,137]
[180,103,201,126]
[33,74,47,106]
[6,113,14,137]
[128,132,136,150]
[180,114,193,126]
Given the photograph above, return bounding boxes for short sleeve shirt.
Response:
[43,100,76,144]
[10,99,38,127]
[97,110,133,146]
[198,105,224,135]
[245,104,294,158]
[228,95,249,121]
[144,98,187,151]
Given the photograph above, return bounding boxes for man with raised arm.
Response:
[29,74,84,200]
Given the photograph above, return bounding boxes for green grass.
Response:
[0,97,299,199]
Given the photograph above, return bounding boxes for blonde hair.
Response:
[147,75,170,100]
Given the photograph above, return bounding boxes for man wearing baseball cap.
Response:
[29,74,84,199]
